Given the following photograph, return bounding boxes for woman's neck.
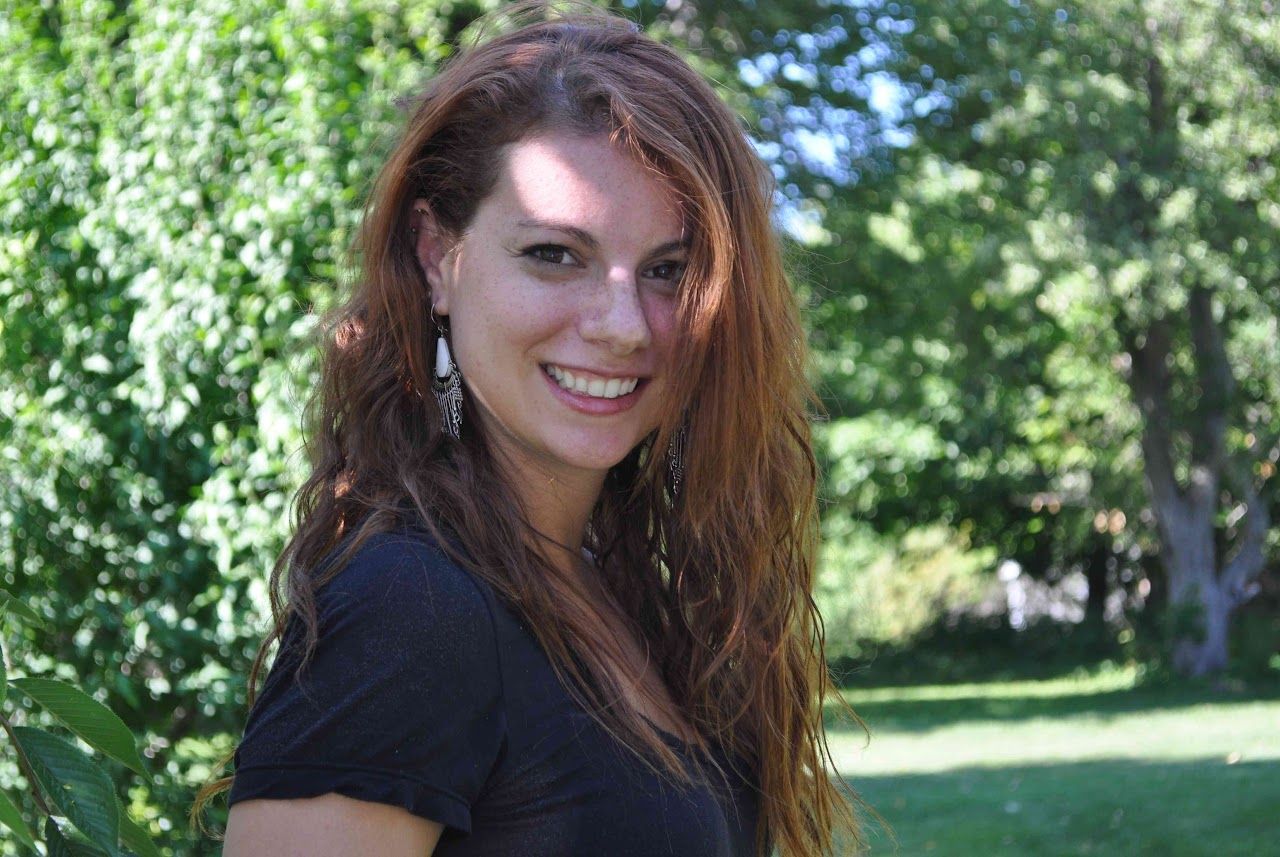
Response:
[491,444,605,567]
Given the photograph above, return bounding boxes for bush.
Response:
[830,612,1132,688]
[816,518,998,662]
[0,3,481,851]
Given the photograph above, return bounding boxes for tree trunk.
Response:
[1121,288,1271,677]
[1170,577,1233,676]
[1162,505,1232,676]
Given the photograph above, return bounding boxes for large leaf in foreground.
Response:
[45,816,120,856]
[116,792,162,857]
[15,727,119,856]
[0,787,38,850]
[9,678,148,775]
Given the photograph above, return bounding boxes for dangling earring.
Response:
[431,306,463,439]
[666,419,687,498]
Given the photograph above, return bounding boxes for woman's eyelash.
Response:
[518,244,685,280]
[521,244,576,265]
[647,261,685,281]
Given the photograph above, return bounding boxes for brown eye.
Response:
[523,244,576,266]
[645,261,686,283]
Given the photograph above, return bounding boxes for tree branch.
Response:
[1123,320,1185,522]
[1221,458,1272,609]
[1187,286,1233,507]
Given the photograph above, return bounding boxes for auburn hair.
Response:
[192,2,868,854]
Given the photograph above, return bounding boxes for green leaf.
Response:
[15,727,119,857]
[0,588,45,629]
[115,793,161,857]
[0,787,38,850]
[9,679,148,776]
[46,816,74,857]
[46,816,116,856]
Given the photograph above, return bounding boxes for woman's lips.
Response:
[541,365,648,415]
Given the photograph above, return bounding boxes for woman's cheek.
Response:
[644,293,680,347]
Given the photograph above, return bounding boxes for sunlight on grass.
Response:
[829,665,1277,776]
[828,667,1280,855]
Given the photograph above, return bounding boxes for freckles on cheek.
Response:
[485,294,568,353]
[647,298,681,348]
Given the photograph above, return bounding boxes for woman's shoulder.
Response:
[275,523,508,690]
[312,524,497,627]
[232,523,508,835]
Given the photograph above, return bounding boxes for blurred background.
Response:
[2,0,1276,854]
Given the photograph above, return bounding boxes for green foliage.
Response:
[0,589,160,856]
[9,679,148,776]
[1229,606,1280,679]
[0,0,496,850]
[817,517,997,661]
[803,0,1279,673]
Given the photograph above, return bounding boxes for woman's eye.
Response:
[523,244,576,266]
[646,261,686,282]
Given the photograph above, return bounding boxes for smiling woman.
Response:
[191,2,867,856]
[415,132,683,475]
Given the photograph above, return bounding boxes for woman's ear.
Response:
[412,198,452,315]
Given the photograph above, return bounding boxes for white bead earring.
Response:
[414,206,462,440]
[430,306,463,440]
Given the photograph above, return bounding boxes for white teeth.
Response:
[544,365,640,399]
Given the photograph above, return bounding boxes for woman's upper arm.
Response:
[223,792,444,856]
[225,532,507,844]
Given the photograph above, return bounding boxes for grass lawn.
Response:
[826,665,1280,856]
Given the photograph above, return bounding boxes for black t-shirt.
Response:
[228,528,763,856]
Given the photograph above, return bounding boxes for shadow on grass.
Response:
[826,680,1280,734]
[844,757,1277,857]
[827,617,1131,690]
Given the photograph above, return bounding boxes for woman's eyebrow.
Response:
[646,238,690,256]
[515,217,689,255]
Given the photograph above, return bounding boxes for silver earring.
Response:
[666,421,687,498]
[431,309,463,439]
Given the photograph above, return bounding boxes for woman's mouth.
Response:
[540,363,648,415]
[542,364,641,399]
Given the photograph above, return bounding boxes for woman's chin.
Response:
[540,433,648,474]
[558,448,635,474]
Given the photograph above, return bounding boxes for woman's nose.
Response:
[578,270,652,355]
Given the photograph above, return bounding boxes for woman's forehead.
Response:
[484,132,685,236]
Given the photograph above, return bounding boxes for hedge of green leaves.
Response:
[1,1,494,851]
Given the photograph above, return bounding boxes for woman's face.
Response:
[414,131,687,481]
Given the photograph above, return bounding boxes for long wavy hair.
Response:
[192,3,868,854]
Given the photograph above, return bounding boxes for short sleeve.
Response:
[228,531,507,834]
